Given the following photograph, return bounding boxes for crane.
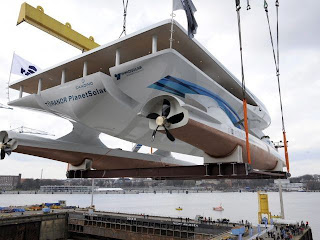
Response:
[17,2,100,52]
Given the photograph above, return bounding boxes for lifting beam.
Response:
[17,2,100,52]
[66,163,289,180]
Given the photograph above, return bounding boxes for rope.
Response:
[235,1,246,100]
[275,0,285,132]
[264,2,277,73]
[264,0,289,172]
[264,0,285,132]
[235,0,251,165]
[276,0,280,71]
[247,0,251,10]
[119,0,129,38]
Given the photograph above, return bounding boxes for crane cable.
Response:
[119,0,129,38]
[235,0,251,165]
[264,0,290,172]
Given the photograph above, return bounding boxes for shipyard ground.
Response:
[0,209,313,240]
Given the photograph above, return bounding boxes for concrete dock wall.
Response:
[0,212,67,240]
[40,216,68,240]
[0,221,40,240]
[300,228,313,240]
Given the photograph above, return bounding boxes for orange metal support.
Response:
[283,131,290,172]
[243,99,251,164]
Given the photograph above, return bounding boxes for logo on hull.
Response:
[114,66,142,80]
[76,78,94,90]
[44,87,107,107]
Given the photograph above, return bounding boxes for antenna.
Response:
[0,103,13,110]
[6,84,10,103]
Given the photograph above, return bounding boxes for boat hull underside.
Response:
[14,119,278,170]
[14,145,176,170]
[169,119,278,170]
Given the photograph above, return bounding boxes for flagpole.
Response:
[7,52,15,130]
[169,1,175,49]
[7,52,15,103]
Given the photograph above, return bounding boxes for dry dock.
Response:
[0,209,313,240]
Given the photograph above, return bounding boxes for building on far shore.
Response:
[0,174,22,191]
[274,179,306,192]
[282,182,305,191]
[40,185,98,193]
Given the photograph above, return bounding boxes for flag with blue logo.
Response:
[173,0,198,38]
[11,53,41,77]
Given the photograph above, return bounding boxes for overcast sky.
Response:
[0,0,319,179]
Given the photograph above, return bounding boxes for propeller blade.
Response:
[0,132,5,143]
[8,139,18,150]
[162,99,171,117]
[152,126,159,141]
[167,112,184,124]
[146,113,159,120]
[4,147,11,156]
[0,149,5,160]
[0,132,8,144]
[164,126,175,142]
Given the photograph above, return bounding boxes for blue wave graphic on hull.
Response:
[148,75,242,129]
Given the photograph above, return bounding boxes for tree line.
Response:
[13,174,320,191]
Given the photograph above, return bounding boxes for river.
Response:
[0,192,318,239]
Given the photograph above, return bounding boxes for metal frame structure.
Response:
[66,163,289,180]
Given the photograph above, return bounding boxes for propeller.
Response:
[146,99,184,142]
[0,132,17,160]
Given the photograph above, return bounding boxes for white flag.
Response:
[11,53,41,77]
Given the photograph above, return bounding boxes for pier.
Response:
[0,209,313,240]
[68,211,231,239]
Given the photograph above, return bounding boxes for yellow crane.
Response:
[258,191,282,224]
[17,2,100,52]
[258,191,272,224]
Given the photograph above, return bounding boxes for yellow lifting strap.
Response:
[17,2,100,52]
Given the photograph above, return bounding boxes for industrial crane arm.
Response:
[17,2,100,52]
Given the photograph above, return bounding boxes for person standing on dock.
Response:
[264,220,267,229]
